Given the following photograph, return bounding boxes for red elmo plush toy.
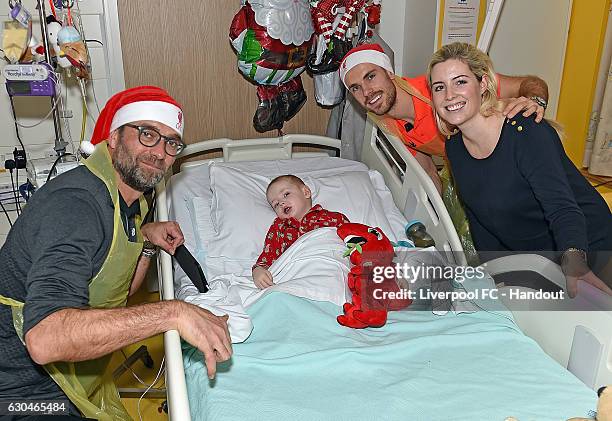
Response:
[337,223,412,328]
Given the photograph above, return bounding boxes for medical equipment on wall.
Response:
[3,62,56,96]
[3,0,68,156]
[8,0,31,27]
[2,0,99,195]
[2,21,28,62]
[26,154,79,189]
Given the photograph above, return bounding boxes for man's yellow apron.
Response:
[0,142,148,420]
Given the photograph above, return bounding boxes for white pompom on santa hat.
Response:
[80,85,184,155]
[338,43,394,88]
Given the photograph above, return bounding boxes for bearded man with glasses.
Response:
[0,86,231,420]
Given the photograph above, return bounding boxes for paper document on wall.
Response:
[442,0,480,46]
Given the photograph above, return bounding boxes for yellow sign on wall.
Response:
[437,0,489,48]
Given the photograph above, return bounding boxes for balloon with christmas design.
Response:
[229,0,314,132]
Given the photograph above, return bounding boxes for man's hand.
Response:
[252,266,274,289]
[176,302,232,380]
[566,271,612,298]
[502,97,545,123]
[141,221,184,255]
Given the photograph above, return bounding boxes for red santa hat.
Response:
[80,85,184,155]
[339,43,394,87]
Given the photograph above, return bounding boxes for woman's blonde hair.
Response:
[427,42,502,136]
[426,42,565,139]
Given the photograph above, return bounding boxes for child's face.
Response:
[267,179,312,220]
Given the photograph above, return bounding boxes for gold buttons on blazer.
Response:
[507,119,524,132]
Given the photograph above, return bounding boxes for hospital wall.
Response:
[117,1,331,143]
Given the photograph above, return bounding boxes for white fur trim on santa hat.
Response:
[339,49,393,87]
[80,140,96,155]
[110,101,184,137]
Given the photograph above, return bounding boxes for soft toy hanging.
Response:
[307,0,356,75]
[337,223,412,329]
[57,25,89,78]
[44,12,89,78]
[45,15,72,68]
[229,0,314,133]
[364,0,381,29]
[307,0,381,75]
[306,0,380,106]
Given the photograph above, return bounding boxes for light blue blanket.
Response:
[183,293,596,421]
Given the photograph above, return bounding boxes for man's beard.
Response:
[367,84,397,116]
[112,137,167,192]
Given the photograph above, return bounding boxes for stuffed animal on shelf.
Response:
[336,223,412,328]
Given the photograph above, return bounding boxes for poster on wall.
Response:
[442,0,480,45]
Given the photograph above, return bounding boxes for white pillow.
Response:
[203,165,404,276]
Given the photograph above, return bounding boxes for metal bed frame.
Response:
[155,119,612,420]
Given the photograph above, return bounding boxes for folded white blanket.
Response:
[179,227,350,342]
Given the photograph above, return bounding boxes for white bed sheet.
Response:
[167,156,407,291]
[167,157,369,281]
[166,156,410,341]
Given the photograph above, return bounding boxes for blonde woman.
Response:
[427,42,612,297]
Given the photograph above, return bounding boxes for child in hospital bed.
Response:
[252,175,350,289]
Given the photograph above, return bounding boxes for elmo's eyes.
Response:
[368,228,383,240]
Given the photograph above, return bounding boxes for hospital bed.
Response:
[154,119,612,420]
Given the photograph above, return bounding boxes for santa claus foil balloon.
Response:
[230,0,314,133]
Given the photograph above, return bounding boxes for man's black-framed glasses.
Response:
[123,123,185,156]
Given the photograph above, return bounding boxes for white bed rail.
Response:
[484,253,567,290]
[179,134,342,169]
[361,119,466,266]
[155,179,191,421]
